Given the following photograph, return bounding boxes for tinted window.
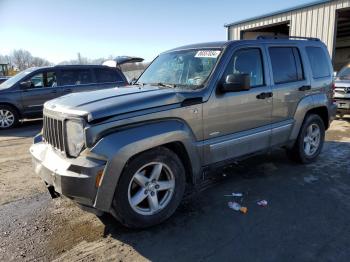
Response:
[27,71,57,88]
[306,47,331,78]
[269,47,304,84]
[94,68,123,83]
[225,48,264,87]
[60,69,93,86]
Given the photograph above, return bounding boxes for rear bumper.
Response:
[30,135,106,208]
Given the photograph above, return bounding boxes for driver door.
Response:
[21,69,60,115]
[202,46,273,165]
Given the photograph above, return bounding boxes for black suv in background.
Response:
[0,65,128,129]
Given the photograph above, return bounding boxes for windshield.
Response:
[137,49,221,89]
[337,66,350,80]
[0,68,37,90]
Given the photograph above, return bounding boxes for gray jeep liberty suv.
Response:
[30,37,337,228]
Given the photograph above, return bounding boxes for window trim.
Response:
[224,47,266,89]
[268,46,305,85]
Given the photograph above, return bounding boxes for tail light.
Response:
[331,82,336,102]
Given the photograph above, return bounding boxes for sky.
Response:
[0,0,313,63]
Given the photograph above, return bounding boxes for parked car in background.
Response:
[0,65,128,129]
[31,37,336,228]
[334,63,350,117]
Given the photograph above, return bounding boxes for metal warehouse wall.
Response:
[227,0,350,57]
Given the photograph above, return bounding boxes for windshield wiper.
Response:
[149,82,177,88]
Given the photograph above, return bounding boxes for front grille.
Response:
[43,115,65,152]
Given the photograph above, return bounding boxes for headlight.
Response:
[65,120,85,157]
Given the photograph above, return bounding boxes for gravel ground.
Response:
[0,118,349,262]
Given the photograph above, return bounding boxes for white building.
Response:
[225,0,350,70]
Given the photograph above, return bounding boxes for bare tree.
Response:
[31,56,51,67]
[12,49,32,70]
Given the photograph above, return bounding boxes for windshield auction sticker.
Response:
[195,50,221,58]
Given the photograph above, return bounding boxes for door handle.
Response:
[51,90,57,94]
[299,85,311,91]
[256,92,273,99]
[64,89,72,93]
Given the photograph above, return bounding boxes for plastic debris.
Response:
[257,200,268,207]
[240,207,248,214]
[228,201,248,214]
[224,192,243,197]
[228,201,241,211]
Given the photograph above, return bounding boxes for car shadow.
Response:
[0,119,42,139]
[96,140,350,261]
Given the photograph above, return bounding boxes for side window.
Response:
[225,48,264,87]
[94,68,123,83]
[306,47,331,78]
[269,47,304,84]
[27,72,56,88]
[60,69,93,86]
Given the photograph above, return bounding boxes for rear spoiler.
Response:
[102,56,144,67]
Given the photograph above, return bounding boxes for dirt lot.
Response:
[0,118,350,261]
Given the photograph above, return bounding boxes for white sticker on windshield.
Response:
[195,50,221,58]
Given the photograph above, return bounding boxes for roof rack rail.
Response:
[256,35,320,41]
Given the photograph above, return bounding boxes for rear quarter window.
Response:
[306,47,331,79]
[94,68,124,83]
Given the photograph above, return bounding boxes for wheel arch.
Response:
[90,119,201,212]
[0,102,22,118]
[290,94,331,141]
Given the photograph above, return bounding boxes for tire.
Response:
[0,105,19,129]
[112,147,186,229]
[286,114,325,164]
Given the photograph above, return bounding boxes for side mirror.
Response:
[333,71,337,77]
[130,78,137,85]
[20,80,32,89]
[220,74,250,93]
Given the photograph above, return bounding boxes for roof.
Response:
[164,41,230,53]
[225,0,333,27]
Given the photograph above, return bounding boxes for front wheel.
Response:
[0,105,19,129]
[112,147,186,228]
[286,114,325,164]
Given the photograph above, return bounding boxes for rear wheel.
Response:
[286,114,325,164]
[112,147,186,228]
[0,105,19,129]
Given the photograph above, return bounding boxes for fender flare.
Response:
[289,93,329,141]
[90,119,201,211]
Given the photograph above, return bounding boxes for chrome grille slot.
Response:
[42,115,65,152]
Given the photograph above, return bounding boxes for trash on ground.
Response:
[257,200,268,207]
[224,192,243,197]
[228,201,248,214]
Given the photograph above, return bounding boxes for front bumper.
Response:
[334,98,350,113]
[30,135,106,208]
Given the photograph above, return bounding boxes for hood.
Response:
[44,85,185,122]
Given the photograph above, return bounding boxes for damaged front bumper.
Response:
[30,134,106,212]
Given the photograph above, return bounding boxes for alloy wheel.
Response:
[127,162,175,216]
[0,109,15,128]
[303,123,321,156]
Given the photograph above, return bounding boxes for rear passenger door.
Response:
[93,67,127,88]
[58,69,95,95]
[266,45,311,146]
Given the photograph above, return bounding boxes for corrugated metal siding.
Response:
[228,0,350,56]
